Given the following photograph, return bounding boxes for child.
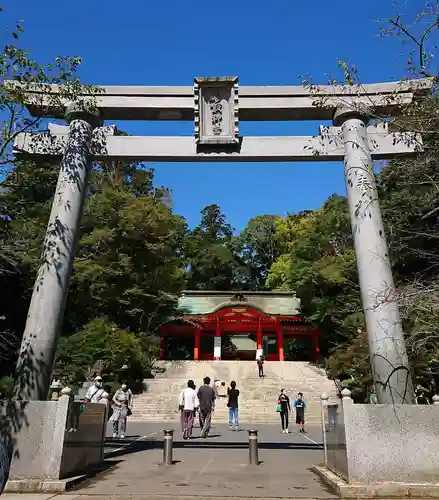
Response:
[294,392,306,433]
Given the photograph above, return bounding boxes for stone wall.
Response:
[0,397,107,482]
[325,397,439,484]
[60,401,107,477]
[325,402,348,480]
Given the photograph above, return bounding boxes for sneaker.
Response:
[120,434,125,439]
[235,427,239,432]
[285,429,289,434]
[282,429,286,434]
[229,425,233,430]
[112,432,117,438]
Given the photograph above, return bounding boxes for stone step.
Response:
[131,360,339,422]
[131,416,322,422]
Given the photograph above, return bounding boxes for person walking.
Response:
[197,376,216,438]
[111,382,133,439]
[227,381,240,431]
[217,381,227,398]
[214,378,221,397]
[178,380,199,440]
[277,388,291,433]
[84,376,105,403]
[294,392,307,433]
[257,355,264,378]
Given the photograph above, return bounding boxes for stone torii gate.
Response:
[13,77,431,404]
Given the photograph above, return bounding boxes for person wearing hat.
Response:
[84,376,105,404]
[111,382,133,439]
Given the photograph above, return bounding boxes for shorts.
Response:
[296,409,305,425]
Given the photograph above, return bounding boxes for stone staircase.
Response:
[131,361,339,424]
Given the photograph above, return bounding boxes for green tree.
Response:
[56,318,153,393]
[234,214,282,289]
[267,196,363,389]
[1,150,187,382]
[67,163,187,335]
[186,204,244,290]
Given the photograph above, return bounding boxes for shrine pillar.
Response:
[277,324,284,361]
[214,322,221,360]
[312,333,319,363]
[334,106,414,404]
[256,320,263,359]
[159,335,165,360]
[194,326,201,361]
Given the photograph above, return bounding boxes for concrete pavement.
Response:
[83,422,333,498]
[1,422,335,499]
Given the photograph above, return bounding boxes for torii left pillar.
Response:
[14,104,101,400]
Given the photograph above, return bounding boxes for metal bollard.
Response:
[163,429,174,466]
[248,429,259,465]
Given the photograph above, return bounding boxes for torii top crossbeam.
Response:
[22,78,432,121]
[13,77,432,161]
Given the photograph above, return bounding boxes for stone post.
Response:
[320,393,329,465]
[333,106,415,405]
[14,104,101,401]
[60,386,72,399]
[50,379,63,401]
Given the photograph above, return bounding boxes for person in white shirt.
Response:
[178,379,199,440]
[84,376,105,403]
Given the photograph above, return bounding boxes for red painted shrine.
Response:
[159,291,319,362]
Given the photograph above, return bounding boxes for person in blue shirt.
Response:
[293,392,306,433]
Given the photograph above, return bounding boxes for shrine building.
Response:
[159,291,319,362]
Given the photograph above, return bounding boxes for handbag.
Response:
[276,403,281,413]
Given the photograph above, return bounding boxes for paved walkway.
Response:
[2,422,336,499]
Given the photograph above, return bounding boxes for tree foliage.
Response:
[234,215,282,289]
[185,204,241,290]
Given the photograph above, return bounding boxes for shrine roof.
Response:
[178,290,301,316]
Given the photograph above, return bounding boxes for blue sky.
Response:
[4,0,413,231]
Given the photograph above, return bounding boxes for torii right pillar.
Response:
[334,106,415,404]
